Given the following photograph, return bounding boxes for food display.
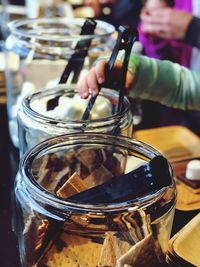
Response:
[15,134,176,267]
[17,87,133,154]
[185,160,200,181]
[30,93,112,121]
[5,17,115,147]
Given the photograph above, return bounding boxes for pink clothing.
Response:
[139,0,192,67]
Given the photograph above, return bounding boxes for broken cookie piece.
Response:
[84,165,114,187]
[56,172,88,198]
[117,233,161,267]
[99,232,132,267]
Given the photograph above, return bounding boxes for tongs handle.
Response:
[59,18,97,84]
[69,155,172,204]
[81,25,138,120]
[47,18,97,111]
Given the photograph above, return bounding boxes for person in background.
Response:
[138,0,200,134]
[83,0,142,28]
[140,0,200,50]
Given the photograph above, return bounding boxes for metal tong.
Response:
[81,25,138,121]
[47,18,97,111]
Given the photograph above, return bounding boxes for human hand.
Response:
[78,60,134,98]
[140,8,193,40]
[143,0,168,12]
[83,0,115,17]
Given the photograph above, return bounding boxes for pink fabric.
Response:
[138,0,192,67]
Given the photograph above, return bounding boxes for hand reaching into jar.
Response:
[78,54,200,111]
[78,59,134,98]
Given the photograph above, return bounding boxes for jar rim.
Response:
[8,17,116,42]
[20,85,132,128]
[20,132,174,214]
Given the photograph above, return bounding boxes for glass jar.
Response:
[14,133,176,267]
[0,1,26,40]
[5,17,115,147]
[17,85,134,155]
[25,0,74,19]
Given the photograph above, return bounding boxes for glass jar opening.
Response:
[20,133,174,213]
[22,85,131,126]
[8,17,115,45]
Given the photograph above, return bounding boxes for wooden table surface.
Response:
[134,126,200,212]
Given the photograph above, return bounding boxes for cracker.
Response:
[76,148,100,169]
[98,232,132,266]
[117,233,160,267]
[56,172,88,198]
[84,165,114,187]
[43,233,102,267]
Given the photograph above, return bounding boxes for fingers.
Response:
[78,60,108,99]
[148,8,172,19]
[141,9,171,26]
[78,74,90,99]
[95,60,107,84]
[78,59,134,99]
[140,8,173,38]
[87,68,99,97]
[78,67,99,98]
[141,22,170,36]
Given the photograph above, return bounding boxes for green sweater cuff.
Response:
[127,54,200,111]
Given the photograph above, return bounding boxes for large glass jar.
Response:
[17,85,133,155]
[25,0,74,19]
[5,17,115,147]
[14,133,176,267]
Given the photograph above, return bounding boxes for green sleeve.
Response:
[127,54,200,111]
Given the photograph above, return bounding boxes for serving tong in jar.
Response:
[47,18,97,111]
[69,155,172,204]
[81,25,138,120]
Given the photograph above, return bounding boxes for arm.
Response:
[128,54,200,111]
[78,54,200,111]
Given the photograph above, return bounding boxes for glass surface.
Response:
[15,133,176,267]
[17,86,134,155]
[5,17,115,147]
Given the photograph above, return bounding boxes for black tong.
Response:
[47,18,97,111]
[59,18,97,84]
[69,155,172,204]
[81,25,138,120]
